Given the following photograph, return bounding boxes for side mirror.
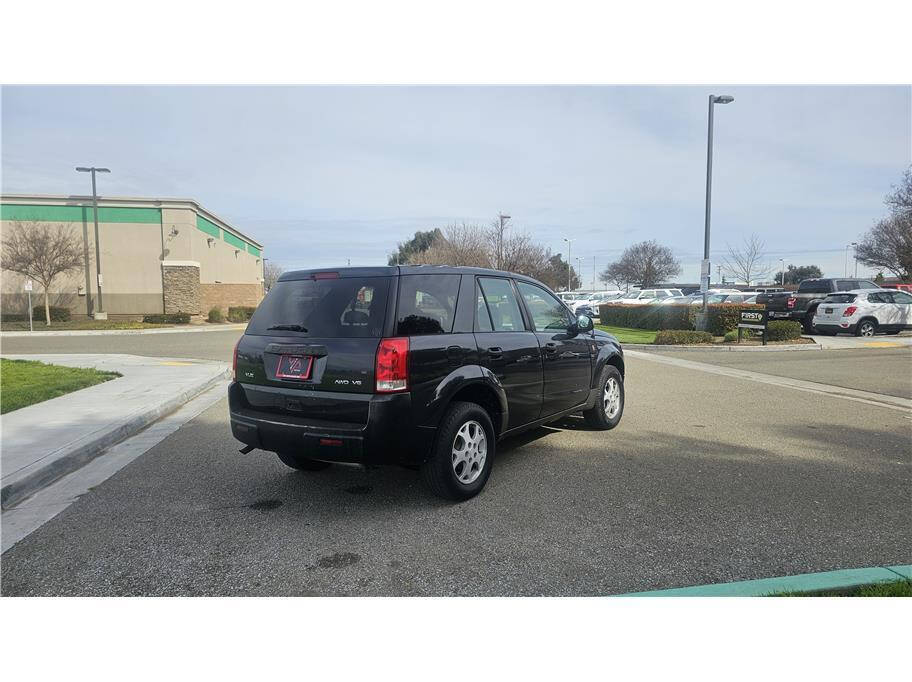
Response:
[573,314,594,334]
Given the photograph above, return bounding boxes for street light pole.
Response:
[779,258,787,286]
[76,166,110,318]
[844,244,850,277]
[851,242,858,277]
[563,237,573,291]
[497,213,511,270]
[701,94,734,316]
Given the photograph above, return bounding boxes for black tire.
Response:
[582,365,625,430]
[855,319,878,337]
[421,401,495,501]
[802,312,817,334]
[276,451,332,471]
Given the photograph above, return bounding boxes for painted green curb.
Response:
[615,564,912,596]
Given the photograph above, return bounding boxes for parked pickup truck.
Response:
[758,278,881,332]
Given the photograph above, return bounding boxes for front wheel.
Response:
[582,365,625,430]
[855,319,877,337]
[421,401,495,501]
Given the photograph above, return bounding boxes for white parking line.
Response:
[626,350,912,413]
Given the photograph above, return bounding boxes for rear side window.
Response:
[246,276,390,337]
[824,294,856,304]
[866,292,890,303]
[478,277,525,332]
[798,280,831,294]
[396,274,460,335]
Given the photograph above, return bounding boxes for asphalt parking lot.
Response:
[2,330,909,596]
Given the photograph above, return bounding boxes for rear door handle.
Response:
[543,342,558,354]
[486,346,504,360]
[447,345,463,364]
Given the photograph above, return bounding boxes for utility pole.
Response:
[497,213,511,270]
[576,257,582,289]
[592,255,596,289]
[563,237,573,291]
[701,95,734,317]
[716,264,722,286]
[779,258,787,286]
[852,242,858,277]
[76,166,111,318]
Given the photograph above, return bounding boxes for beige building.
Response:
[1,194,265,318]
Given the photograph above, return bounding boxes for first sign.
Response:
[24,280,33,291]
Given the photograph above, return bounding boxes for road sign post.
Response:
[737,309,768,346]
[24,280,33,332]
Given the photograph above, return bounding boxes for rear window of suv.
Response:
[797,280,832,294]
[824,294,856,303]
[246,276,390,338]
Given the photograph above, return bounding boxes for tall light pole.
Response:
[701,94,734,316]
[576,257,582,289]
[851,242,858,277]
[76,166,110,318]
[563,237,573,291]
[844,244,851,277]
[592,255,596,289]
[779,258,787,286]
[497,213,511,270]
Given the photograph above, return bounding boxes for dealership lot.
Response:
[1,330,909,596]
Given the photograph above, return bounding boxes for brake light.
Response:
[233,338,241,380]
[376,337,409,392]
[786,297,797,309]
[842,306,857,317]
[313,271,340,280]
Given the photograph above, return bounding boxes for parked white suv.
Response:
[615,288,684,304]
[812,289,912,336]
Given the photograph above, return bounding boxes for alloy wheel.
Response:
[451,420,487,484]
[603,376,621,419]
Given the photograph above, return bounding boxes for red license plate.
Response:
[275,355,313,380]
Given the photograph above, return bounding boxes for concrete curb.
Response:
[622,342,821,352]
[0,366,231,509]
[0,324,246,338]
[614,564,912,596]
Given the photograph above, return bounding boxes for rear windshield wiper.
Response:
[266,324,308,332]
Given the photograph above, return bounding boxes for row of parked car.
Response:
[560,278,912,337]
[557,288,760,318]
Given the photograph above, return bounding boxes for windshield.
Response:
[246,276,390,337]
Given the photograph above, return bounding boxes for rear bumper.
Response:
[812,322,854,334]
[767,310,804,320]
[228,382,435,466]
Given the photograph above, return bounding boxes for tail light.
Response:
[376,337,409,392]
[786,297,797,309]
[842,306,857,317]
[233,338,241,380]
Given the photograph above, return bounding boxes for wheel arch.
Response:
[446,380,507,436]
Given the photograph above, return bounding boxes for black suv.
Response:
[230,266,625,500]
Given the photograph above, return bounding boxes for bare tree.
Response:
[411,222,492,267]
[2,221,85,325]
[599,240,681,288]
[855,167,912,280]
[263,261,284,291]
[722,234,771,285]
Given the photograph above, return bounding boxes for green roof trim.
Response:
[223,230,246,250]
[1,203,161,224]
[196,214,221,238]
[247,244,262,257]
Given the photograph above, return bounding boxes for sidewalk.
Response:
[0,354,230,508]
[0,323,246,338]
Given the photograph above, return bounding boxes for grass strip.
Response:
[0,358,120,413]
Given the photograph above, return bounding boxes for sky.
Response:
[2,85,909,285]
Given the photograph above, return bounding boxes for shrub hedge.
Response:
[598,303,766,336]
[227,306,256,322]
[207,307,224,323]
[142,312,191,324]
[765,320,802,341]
[34,305,71,322]
[653,330,714,345]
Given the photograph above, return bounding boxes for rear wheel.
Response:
[802,312,817,334]
[855,319,877,337]
[582,365,624,430]
[421,401,494,501]
[276,451,332,471]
